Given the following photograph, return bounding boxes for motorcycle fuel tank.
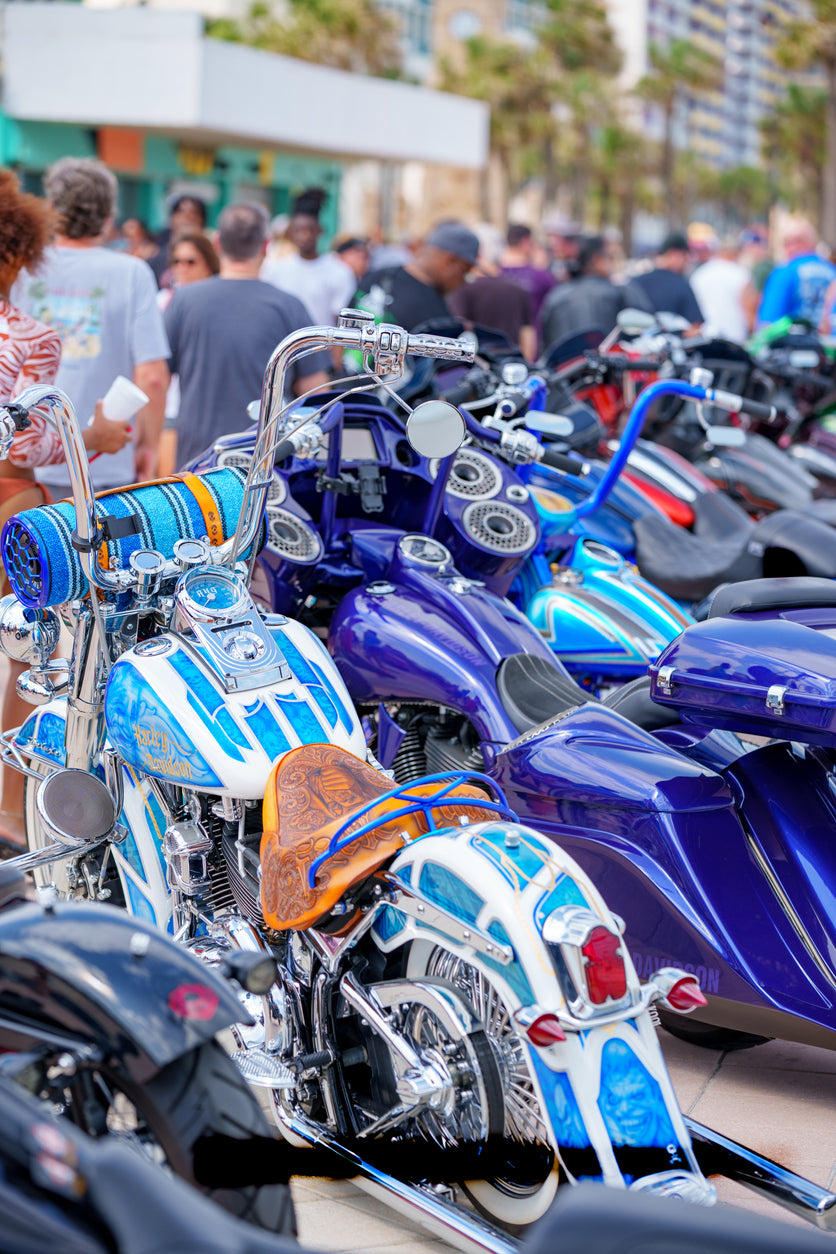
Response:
[104,616,366,797]
[525,540,693,681]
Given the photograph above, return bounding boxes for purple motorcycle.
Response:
[193,368,836,1060]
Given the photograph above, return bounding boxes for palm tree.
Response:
[439,36,557,220]
[775,3,836,243]
[536,0,622,209]
[635,39,723,228]
[591,122,655,251]
[207,0,403,78]
[761,84,826,224]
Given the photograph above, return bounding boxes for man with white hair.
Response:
[690,235,750,343]
[757,218,836,327]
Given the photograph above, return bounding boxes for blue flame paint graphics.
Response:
[170,651,249,763]
[241,698,292,760]
[418,862,485,925]
[597,1039,677,1148]
[273,694,323,743]
[105,662,223,788]
[17,709,66,765]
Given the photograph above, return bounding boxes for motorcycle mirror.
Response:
[706,426,747,448]
[222,951,279,995]
[616,308,656,334]
[789,350,820,369]
[406,400,466,458]
[656,311,691,333]
[246,400,260,423]
[525,411,575,437]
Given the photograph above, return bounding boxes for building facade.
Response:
[605,0,806,170]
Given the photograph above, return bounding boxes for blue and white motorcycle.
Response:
[0,315,821,1240]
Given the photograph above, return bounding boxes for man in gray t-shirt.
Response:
[166,203,330,471]
[14,158,170,495]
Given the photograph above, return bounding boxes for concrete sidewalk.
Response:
[291,1031,836,1251]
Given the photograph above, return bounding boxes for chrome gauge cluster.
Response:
[174,566,290,692]
[398,535,452,570]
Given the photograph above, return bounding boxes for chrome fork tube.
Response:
[64,606,107,772]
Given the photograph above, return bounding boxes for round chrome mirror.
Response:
[525,411,575,437]
[706,426,747,448]
[246,400,261,422]
[617,308,656,334]
[406,401,466,459]
[35,769,117,848]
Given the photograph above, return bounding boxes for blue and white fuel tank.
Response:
[104,565,366,797]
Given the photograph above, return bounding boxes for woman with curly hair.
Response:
[0,169,129,855]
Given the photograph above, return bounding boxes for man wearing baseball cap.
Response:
[352,221,479,331]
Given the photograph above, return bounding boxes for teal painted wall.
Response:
[0,115,343,241]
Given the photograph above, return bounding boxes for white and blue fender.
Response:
[371,819,710,1197]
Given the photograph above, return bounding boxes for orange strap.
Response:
[179,472,225,546]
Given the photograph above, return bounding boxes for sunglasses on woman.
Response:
[172,255,200,266]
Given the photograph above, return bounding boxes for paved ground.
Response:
[291,1030,836,1251]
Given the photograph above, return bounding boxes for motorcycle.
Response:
[192,365,836,1062]
[0,316,725,1238]
[0,859,293,1231]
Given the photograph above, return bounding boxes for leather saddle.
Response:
[260,743,497,932]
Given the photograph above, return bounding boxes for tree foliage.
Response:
[635,39,723,227]
[207,0,403,78]
[774,1,836,241]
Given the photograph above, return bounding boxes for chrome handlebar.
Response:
[227,309,475,567]
[0,313,475,593]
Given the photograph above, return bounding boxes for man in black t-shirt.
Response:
[633,231,704,326]
[353,222,479,331]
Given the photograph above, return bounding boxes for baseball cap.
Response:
[660,230,690,253]
[426,222,480,266]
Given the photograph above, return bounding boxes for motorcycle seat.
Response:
[633,493,760,601]
[496,652,591,733]
[708,576,836,618]
[260,744,495,931]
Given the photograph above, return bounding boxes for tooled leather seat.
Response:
[260,743,498,932]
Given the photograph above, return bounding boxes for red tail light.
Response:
[665,976,707,1011]
[524,1013,567,1046]
[581,926,627,1004]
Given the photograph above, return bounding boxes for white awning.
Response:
[2,4,489,168]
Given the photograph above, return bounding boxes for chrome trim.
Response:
[380,872,514,964]
[743,826,836,991]
[272,1108,521,1254]
[686,1117,836,1229]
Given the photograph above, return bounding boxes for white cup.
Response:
[101,375,149,422]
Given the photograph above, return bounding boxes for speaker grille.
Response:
[446,449,502,500]
[266,508,322,564]
[462,500,536,554]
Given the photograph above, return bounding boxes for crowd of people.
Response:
[0,155,835,849]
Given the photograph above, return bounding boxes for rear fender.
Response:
[371,824,700,1187]
[0,902,249,1084]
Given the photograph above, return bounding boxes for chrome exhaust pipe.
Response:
[686,1116,836,1229]
[277,1109,520,1254]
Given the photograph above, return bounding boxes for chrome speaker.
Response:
[462,500,537,554]
[35,769,117,848]
[444,449,502,500]
[0,595,60,663]
[215,447,253,474]
[266,508,323,564]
